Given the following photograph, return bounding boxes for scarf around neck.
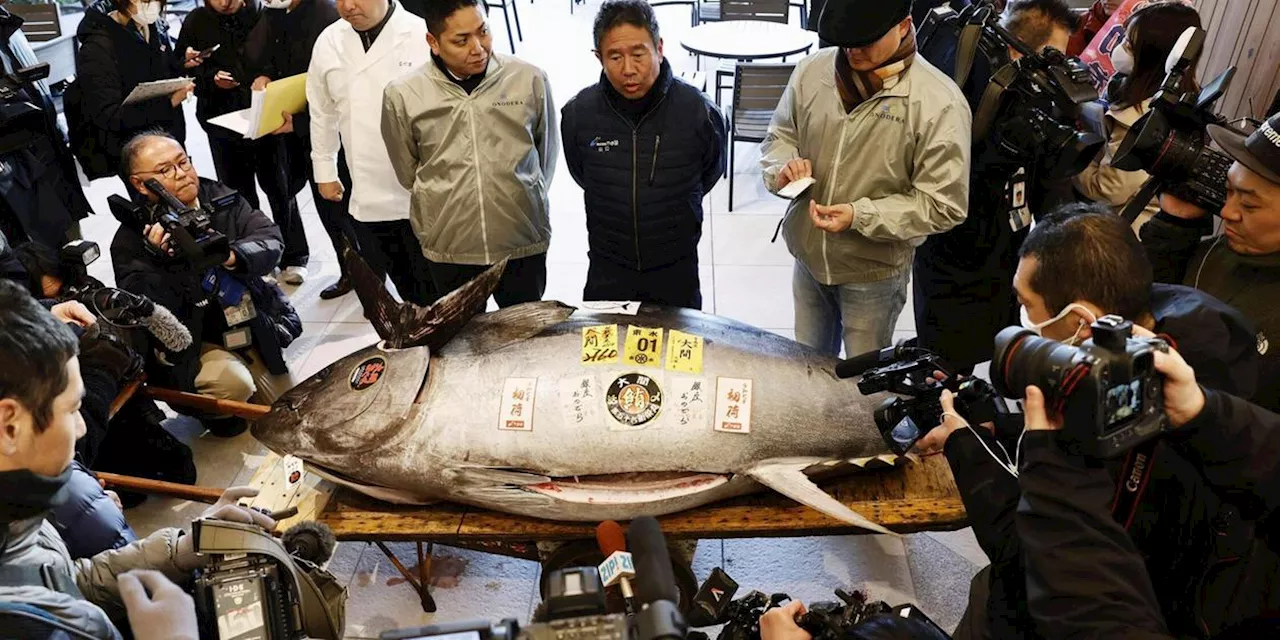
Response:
[834,26,917,113]
[0,467,73,528]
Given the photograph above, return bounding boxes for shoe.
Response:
[282,266,308,285]
[263,268,279,285]
[204,416,250,438]
[319,277,352,300]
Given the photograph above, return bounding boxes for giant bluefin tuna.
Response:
[252,251,900,533]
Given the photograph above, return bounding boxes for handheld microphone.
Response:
[596,520,636,615]
[629,517,686,640]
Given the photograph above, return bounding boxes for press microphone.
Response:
[143,300,194,352]
[629,517,686,640]
[83,287,193,352]
[834,337,924,379]
[596,520,636,615]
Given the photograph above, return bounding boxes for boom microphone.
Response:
[629,517,686,640]
[143,301,194,352]
[84,287,193,352]
[596,520,636,615]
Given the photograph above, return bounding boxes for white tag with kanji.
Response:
[1007,167,1032,232]
[670,377,709,430]
[499,378,537,431]
[559,376,602,429]
[714,377,753,434]
[282,454,305,486]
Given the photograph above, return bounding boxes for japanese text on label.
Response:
[714,377,754,434]
[670,377,709,429]
[624,326,664,368]
[666,330,705,374]
[499,378,538,431]
[581,325,620,365]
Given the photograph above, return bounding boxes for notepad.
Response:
[122,77,192,106]
[777,176,816,199]
[208,73,308,140]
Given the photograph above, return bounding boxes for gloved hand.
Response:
[119,570,199,640]
[176,486,278,570]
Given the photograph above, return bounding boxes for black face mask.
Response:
[0,466,74,527]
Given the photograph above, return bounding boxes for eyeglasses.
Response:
[134,156,193,180]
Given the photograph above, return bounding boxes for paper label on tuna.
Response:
[581,300,641,315]
[580,325,620,365]
[714,377,754,434]
[666,330,705,374]
[606,372,664,430]
[499,378,538,431]
[560,375,603,428]
[282,454,305,486]
[624,326,664,368]
[670,376,709,429]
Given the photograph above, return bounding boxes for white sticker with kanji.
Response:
[282,454,305,486]
[714,377,753,434]
[559,376,602,429]
[670,377,709,430]
[499,377,537,431]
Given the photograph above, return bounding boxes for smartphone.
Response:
[197,44,221,59]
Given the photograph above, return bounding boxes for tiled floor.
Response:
[72,3,986,638]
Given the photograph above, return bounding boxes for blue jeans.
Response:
[792,261,910,357]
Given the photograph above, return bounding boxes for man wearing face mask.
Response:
[242,0,357,296]
[382,0,557,308]
[70,0,203,185]
[761,0,971,359]
[0,280,278,639]
[918,204,1263,640]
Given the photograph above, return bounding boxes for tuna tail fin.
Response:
[747,458,895,536]
[344,243,506,350]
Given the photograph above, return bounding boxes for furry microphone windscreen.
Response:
[145,302,193,352]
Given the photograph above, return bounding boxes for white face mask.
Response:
[1110,41,1134,76]
[132,0,162,25]
[1020,303,1097,345]
[263,0,292,9]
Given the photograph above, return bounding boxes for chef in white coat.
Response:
[307,0,438,305]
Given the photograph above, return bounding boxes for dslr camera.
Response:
[190,518,348,639]
[920,1,1105,179]
[836,339,999,455]
[1112,27,1243,223]
[107,178,230,271]
[992,315,1169,458]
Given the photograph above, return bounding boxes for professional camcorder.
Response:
[107,179,230,271]
[190,517,347,639]
[1112,27,1243,222]
[0,61,50,156]
[992,315,1169,458]
[920,1,1104,179]
[381,518,687,640]
[835,339,999,455]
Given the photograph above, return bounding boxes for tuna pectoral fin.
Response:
[345,243,506,350]
[747,459,895,536]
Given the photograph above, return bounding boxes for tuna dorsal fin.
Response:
[345,243,506,350]
[747,458,895,536]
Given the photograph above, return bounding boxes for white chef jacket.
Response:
[307,5,428,223]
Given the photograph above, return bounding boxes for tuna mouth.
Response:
[525,471,732,505]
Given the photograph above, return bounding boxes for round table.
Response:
[679,19,817,61]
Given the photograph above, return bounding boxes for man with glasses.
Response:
[110,131,301,438]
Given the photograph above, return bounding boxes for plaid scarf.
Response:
[834,26,918,113]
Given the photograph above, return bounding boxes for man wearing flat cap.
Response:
[762,0,972,358]
[1144,112,1280,413]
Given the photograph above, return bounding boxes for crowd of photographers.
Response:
[3,0,1280,636]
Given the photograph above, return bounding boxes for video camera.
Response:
[107,179,230,271]
[1112,27,1244,222]
[381,518,687,640]
[835,339,999,455]
[190,518,347,639]
[0,61,49,156]
[992,315,1169,458]
[919,1,1104,179]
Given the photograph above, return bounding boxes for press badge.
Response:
[1007,167,1032,232]
[223,326,252,350]
[223,292,258,327]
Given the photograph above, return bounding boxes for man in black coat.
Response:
[177,0,303,258]
[243,0,357,297]
[561,0,726,309]
[920,206,1270,640]
[111,132,301,437]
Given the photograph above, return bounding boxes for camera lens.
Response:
[991,326,1083,399]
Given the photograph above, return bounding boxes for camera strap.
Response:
[1111,440,1159,531]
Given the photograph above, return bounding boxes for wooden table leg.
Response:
[374,540,438,613]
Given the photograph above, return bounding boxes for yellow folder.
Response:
[207,72,309,140]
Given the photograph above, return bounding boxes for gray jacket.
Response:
[381,53,558,265]
[0,516,187,638]
[761,49,971,285]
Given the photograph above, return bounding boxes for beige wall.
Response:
[1192,0,1280,121]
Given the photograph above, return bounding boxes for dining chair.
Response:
[485,0,523,53]
[727,63,794,211]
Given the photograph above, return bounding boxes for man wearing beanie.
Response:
[762,0,971,357]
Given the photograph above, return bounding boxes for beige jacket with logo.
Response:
[761,49,971,285]
[381,53,558,265]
